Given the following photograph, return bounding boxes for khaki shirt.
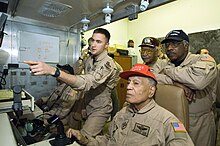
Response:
[88,100,194,146]
[35,83,78,131]
[36,83,77,118]
[153,52,218,114]
[148,58,168,74]
[72,59,85,75]
[72,52,90,75]
[71,50,121,116]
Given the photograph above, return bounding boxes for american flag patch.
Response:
[172,122,186,132]
[200,54,215,62]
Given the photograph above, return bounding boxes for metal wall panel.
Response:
[0,18,80,100]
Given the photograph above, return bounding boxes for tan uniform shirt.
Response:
[72,51,90,75]
[88,100,194,146]
[72,50,121,115]
[71,50,122,137]
[36,83,77,130]
[148,58,168,74]
[153,52,217,114]
[152,52,218,146]
[36,83,77,118]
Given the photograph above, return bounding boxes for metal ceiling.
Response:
[4,0,175,31]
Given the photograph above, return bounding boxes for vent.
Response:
[38,0,72,18]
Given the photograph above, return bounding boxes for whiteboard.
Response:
[18,31,59,63]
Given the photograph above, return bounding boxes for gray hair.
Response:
[146,77,157,87]
[183,40,189,47]
[145,77,157,99]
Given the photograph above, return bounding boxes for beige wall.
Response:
[86,0,220,49]
[129,0,220,47]
[84,19,128,48]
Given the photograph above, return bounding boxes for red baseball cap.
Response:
[119,64,157,82]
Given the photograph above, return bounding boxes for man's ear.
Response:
[149,86,156,98]
[105,42,109,49]
[183,42,189,51]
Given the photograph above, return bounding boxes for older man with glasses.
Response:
[152,29,218,146]
[138,37,168,73]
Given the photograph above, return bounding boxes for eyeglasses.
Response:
[139,49,155,54]
[164,41,183,48]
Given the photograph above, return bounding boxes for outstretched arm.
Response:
[24,61,78,87]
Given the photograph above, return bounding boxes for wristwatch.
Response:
[51,67,60,77]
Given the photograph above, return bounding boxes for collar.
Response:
[168,52,192,67]
[147,58,160,67]
[128,99,156,114]
[92,50,108,62]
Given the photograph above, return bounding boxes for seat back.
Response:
[155,84,189,131]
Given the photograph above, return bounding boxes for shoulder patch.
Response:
[121,120,129,130]
[104,61,112,70]
[172,122,186,132]
[200,54,215,62]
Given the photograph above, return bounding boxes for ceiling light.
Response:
[82,24,89,31]
[104,14,112,24]
[102,3,114,24]
[81,17,90,24]
[139,0,149,11]
[81,17,90,31]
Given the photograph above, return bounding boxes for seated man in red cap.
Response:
[66,64,194,146]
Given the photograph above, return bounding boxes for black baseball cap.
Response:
[56,64,74,74]
[161,30,189,44]
[138,37,160,48]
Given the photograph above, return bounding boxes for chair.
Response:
[155,84,189,131]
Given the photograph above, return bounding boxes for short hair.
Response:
[128,40,134,43]
[93,28,110,42]
[146,77,157,87]
[88,37,92,43]
[146,77,157,99]
[88,37,93,47]
[127,40,134,48]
